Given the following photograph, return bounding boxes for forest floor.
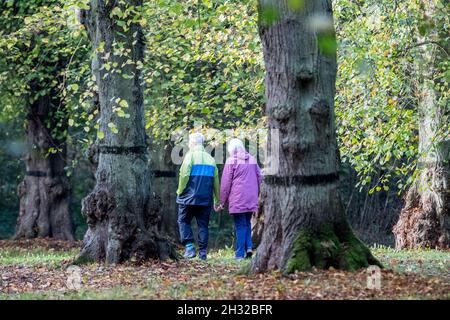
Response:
[0,239,448,300]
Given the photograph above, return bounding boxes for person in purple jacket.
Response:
[218,138,262,260]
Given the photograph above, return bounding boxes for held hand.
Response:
[214,204,223,212]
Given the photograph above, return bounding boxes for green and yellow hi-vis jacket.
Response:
[176,145,220,206]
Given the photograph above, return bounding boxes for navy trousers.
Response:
[178,204,211,250]
[233,212,253,258]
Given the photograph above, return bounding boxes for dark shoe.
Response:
[199,249,207,261]
[183,245,196,259]
[245,250,253,259]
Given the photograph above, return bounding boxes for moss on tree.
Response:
[286,230,313,273]
[285,223,382,273]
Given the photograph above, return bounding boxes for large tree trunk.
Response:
[393,95,450,249]
[78,0,173,264]
[149,140,179,242]
[394,4,450,248]
[15,91,74,240]
[251,0,380,273]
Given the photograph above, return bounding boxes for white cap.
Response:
[227,138,245,154]
[189,132,204,147]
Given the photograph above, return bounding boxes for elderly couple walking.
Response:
[176,132,262,261]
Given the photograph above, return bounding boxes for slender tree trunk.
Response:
[394,4,450,248]
[251,184,266,247]
[149,140,179,242]
[15,90,74,240]
[251,0,380,273]
[78,0,173,264]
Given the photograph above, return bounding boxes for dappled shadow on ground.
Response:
[0,239,448,299]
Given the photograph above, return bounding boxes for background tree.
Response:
[394,0,449,249]
[149,141,179,241]
[0,0,89,240]
[78,0,173,263]
[251,0,380,273]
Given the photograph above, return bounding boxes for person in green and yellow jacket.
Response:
[176,132,220,260]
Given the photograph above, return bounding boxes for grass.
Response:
[2,283,239,300]
[0,248,78,266]
[2,287,156,300]
[0,244,242,267]
[371,245,450,279]
[0,247,248,300]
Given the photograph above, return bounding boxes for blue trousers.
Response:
[233,212,253,258]
[178,204,211,250]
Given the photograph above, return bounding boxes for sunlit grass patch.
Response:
[0,248,78,266]
[0,287,140,300]
[371,245,450,278]
[206,246,240,264]
[175,245,247,267]
[0,283,233,300]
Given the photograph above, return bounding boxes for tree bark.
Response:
[251,184,266,247]
[393,100,450,249]
[251,0,380,273]
[78,0,173,264]
[14,87,73,240]
[394,4,450,248]
[149,140,179,242]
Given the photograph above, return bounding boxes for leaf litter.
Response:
[0,239,448,299]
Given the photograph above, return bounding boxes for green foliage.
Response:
[334,0,449,192]
[258,4,279,27]
[287,0,305,12]
[335,0,417,192]
[0,0,91,121]
[142,0,264,140]
[0,0,92,174]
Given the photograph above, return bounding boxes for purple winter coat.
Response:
[220,150,262,214]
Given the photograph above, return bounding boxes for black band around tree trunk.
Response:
[264,172,339,186]
[26,171,48,177]
[152,170,176,178]
[98,145,147,155]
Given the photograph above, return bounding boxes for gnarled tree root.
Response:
[74,228,178,265]
[74,187,179,265]
[393,185,449,249]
